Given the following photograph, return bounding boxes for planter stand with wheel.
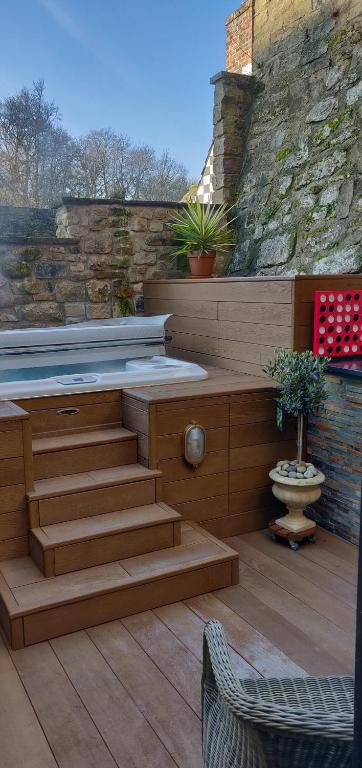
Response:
[269,468,325,550]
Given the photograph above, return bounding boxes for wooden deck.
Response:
[1,526,356,768]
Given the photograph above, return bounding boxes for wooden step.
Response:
[32,427,138,480]
[28,465,161,527]
[0,523,239,649]
[30,503,182,576]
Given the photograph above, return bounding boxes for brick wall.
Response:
[226,1,253,73]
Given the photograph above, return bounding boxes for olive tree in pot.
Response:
[168,201,236,278]
[264,349,330,534]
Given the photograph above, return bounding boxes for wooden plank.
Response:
[0,484,26,515]
[0,457,24,487]
[146,297,218,319]
[11,641,118,768]
[218,301,293,326]
[22,418,34,493]
[230,441,296,470]
[122,402,149,434]
[0,509,28,540]
[218,320,292,347]
[156,395,230,412]
[243,530,357,608]
[38,479,156,525]
[160,473,228,505]
[187,593,305,677]
[29,401,121,436]
[0,634,57,768]
[90,620,202,767]
[34,439,137,480]
[174,495,229,523]
[203,509,274,538]
[123,610,203,716]
[166,316,219,338]
[155,403,229,435]
[16,389,120,411]
[228,485,275,512]
[229,536,355,634]
[52,630,176,768]
[158,450,228,482]
[300,541,357,585]
[0,427,23,459]
[230,396,276,424]
[0,536,28,561]
[144,279,293,303]
[0,401,29,420]
[231,419,296,448]
[156,426,228,460]
[154,601,257,679]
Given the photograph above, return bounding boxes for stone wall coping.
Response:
[0,236,79,246]
[57,197,192,209]
[210,70,256,87]
[144,274,354,284]
[226,1,252,25]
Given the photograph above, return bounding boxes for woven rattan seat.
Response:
[202,619,354,767]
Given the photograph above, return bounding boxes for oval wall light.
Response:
[184,422,206,467]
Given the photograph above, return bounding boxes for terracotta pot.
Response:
[187,251,216,278]
[269,468,325,533]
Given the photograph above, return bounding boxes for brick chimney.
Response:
[226,1,253,74]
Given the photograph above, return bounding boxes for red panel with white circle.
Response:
[313,289,362,357]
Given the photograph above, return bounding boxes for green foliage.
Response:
[264,349,330,418]
[167,201,236,256]
[261,202,280,223]
[276,147,292,162]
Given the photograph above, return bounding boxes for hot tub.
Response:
[0,315,207,399]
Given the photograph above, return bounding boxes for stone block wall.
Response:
[0,206,56,238]
[226,1,253,73]
[224,0,362,276]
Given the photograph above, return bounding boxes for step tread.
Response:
[32,427,136,454]
[31,503,181,548]
[28,464,161,500]
[0,523,238,616]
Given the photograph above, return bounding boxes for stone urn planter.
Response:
[269,464,325,533]
[187,251,216,278]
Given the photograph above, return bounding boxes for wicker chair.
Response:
[202,620,354,768]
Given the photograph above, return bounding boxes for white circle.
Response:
[354,304,359,311]
[319,326,325,334]
[318,347,324,355]
[345,314,351,322]
[320,294,326,302]
[344,345,350,352]
[337,304,343,312]
[352,344,357,352]
[327,336,333,343]
[336,325,342,333]
[328,315,334,323]
[329,294,335,301]
[353,324,358,332]
[346,304,351,312]
[337,294,343,302]
[337,315,342,322]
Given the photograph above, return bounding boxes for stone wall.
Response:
[307,372,362,544]
[0,206,56,238]
[226,1,253,73]
[226,0,362,276]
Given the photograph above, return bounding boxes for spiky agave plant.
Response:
[167,201,236,257]
[264,349,330,464]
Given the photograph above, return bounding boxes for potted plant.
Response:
[264,349,330,535]
[168,201,236,278]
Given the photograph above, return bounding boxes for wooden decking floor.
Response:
[1,527,356,768]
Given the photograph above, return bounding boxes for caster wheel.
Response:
[289,541,299,551]
[307,535,316,544]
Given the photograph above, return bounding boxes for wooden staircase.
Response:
[0,398,238,649]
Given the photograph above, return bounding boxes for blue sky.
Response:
[0,0,238,179]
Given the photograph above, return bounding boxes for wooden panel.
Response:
[16,389,120,411]
[147,296,218,318]
[156,426,228,460]
[144,279,293,303]
[0,427,23,459]
[229,485,276,514]
[230,419,297,448]
[160,473,228,505]
[174,495,229,522]
[0,536,28,560]
[230,440,296,470]
[158,450,228,482]
[230,394,275,424]
[230,466,272,492]
[122,401,149,434]
[218,320,292,347]
[0,484,26,515]
[218,301,293,326]
[22,562,234,645]
[29,401,121,436]
[155,403,228,434]
[34,439,137,480]
[39,479,156,525]
[0,510,28,539]
[53,522,176,575]
[0,457,24,487]
[203,509,274,537]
